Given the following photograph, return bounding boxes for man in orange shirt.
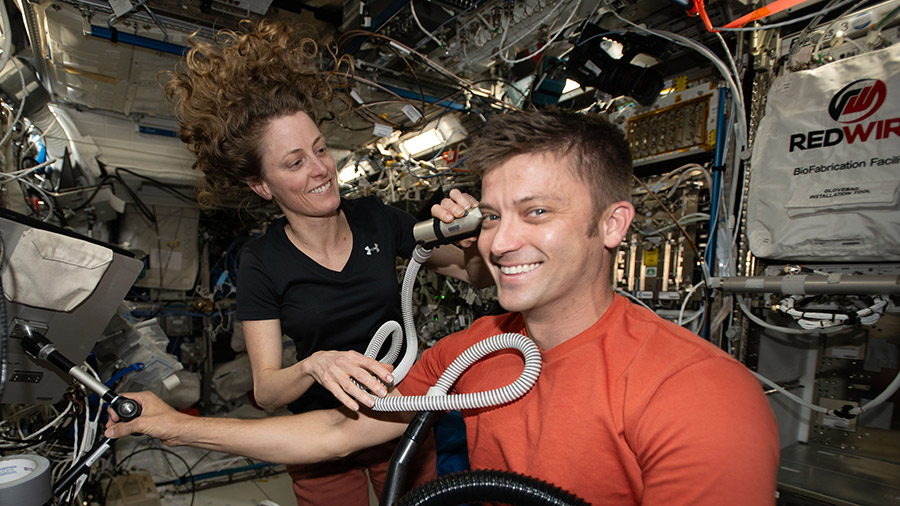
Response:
[107,109,779,505]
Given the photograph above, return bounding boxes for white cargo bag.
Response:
[748,43,900,261]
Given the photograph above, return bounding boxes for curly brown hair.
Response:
[164,19,349,208]
[467,109,633,235]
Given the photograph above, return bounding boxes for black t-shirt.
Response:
[236,196,418,413]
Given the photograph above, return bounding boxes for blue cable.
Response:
[105,363,145,388]
[706,87,730,276]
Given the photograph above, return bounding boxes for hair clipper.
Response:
[413,207,483,248]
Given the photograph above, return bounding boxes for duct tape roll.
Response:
[0,454,52,506]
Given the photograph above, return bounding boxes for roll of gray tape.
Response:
[0,455,52,506]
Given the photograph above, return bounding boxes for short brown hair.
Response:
[467,109,632,231]
[164,19,348,207]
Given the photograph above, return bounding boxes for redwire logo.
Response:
[789,78,898,152]
[828,79,887,123]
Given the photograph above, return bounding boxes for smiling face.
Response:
[478,151,633,327]
[249,111,340,219]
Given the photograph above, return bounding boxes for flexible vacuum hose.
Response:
[371,333,541,412]
[364,246,431,384]
[397,470,590,506]
[365,320,403,370]
[368,245,552,505]
[365,246,542,411]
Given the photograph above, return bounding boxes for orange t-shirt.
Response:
[399,295,779,505]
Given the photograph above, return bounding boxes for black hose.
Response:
[381,410,440,506]
[397,469,591,506]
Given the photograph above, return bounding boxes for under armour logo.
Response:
[365,243,380,255]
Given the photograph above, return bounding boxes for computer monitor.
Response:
[0,208,144,404]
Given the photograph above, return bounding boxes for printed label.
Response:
[373,124,393,138]
[402,104,423,123]
[786,180,899,210]
[108,0,133,18]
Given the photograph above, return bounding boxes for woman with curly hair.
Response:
[164,19,489,505]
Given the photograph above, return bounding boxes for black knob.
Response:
[112,397,142,422]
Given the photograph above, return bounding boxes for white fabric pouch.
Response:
[748,43,900,261]
[2,228,113,311]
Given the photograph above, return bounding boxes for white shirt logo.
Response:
[365,243,380,255]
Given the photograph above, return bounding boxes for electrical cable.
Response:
[0,0,13,71]
[141,4,169,43]
[115,167,196,204]
[679,304,705,328]
[69,176,115,213]
[410,0,444,49]
[736,295,849,335]
[754,366,900,420]
[413,0,480,51]
[112,172,156,224]
[634,163,711,196]
[419,77,523,116]
[20,176,57,222]
[605,7,747,153]
[678,281,705,325]
[492,0,572,62]
[720,0,860,31]
[424,73,518,116]
[772,295,887,330]
[811,0,872,56]
[0,400,77,450]
[615,288,654,311]
[498,0,582,65]
[0,57,27,151]
[615,21,748,271]
[344,76,411,129]
[719,99,742,273]
[107,0,152,26]
[637,213,710,237]
[753,371,830,414]
[0,158,58,183]
[386,44,428,121]
[115,446,195,506]
[342,31,469,88]
[739,292,899,419]
[341,31,519,115]
[786,0,844,61]
[633,175,706,275]
[664,165,713,199]
[875,4,900,30]
[715,33,745,107]
[0,233,6,404]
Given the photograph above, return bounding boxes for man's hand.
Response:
[431,188,479,249]
[105,392,187,446]
[303,350,393,411]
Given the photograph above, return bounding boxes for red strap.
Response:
[723,0,811,28]
[686,0,716,32]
